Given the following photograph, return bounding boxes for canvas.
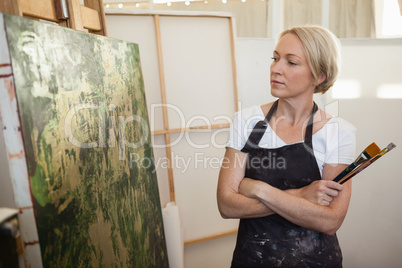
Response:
[0,13,169,267]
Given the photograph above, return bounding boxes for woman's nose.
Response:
[271,62,281,74]
[270,60,282,75]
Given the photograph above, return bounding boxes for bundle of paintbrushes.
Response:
[333,142,396,184]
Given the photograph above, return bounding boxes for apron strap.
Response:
[241,120,268,152]
[304,102,318,149]
[241,100,278,153]
[241,100,318,153]
[264,99,278,123]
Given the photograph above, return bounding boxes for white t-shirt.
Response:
[227,105,357,176]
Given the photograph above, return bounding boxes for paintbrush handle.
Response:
[338,160,372,184]
[332,162,358,182]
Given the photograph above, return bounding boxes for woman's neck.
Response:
[275,98,315,126]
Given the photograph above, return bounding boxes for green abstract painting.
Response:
[4,14,169,267]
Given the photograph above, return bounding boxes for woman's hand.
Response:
[298,180,343,206]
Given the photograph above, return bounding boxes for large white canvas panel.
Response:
[159,16,236,129]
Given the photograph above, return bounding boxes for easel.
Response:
[0,0,107,36]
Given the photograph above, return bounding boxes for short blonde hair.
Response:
[279,25,341,94]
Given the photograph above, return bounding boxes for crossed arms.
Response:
[217,147,352,236]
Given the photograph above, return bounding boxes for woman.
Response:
[217,25,356,267]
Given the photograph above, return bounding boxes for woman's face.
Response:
[270,33,317,100]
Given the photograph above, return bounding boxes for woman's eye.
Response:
[288,61,297,66]
[271,57,278,62]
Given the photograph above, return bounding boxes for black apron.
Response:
[231,100,342,268]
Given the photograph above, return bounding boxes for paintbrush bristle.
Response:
[365,142,381,158]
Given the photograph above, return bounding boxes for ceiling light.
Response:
[185,0,190,5]
[135,3,140,7]
[377,84,402,99]
[222,0,227,3]
[105,4,110,8]
[118,3,123,8]
[331,79,361,99]
[167,1,171,5]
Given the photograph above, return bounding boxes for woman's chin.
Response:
[270,88,287,99]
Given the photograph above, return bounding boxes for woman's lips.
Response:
[271,80,284,85]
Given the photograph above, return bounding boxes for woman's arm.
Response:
[217,147,343,219]
[239,163,351,235]
[217,147,275,219]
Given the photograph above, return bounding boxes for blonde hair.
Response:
[279,25,341,94]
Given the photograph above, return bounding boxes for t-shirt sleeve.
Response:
[226,110,246,151]
[226,106,263,151]
[325,118,357,165]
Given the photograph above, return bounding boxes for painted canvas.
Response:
[0,13,169,267]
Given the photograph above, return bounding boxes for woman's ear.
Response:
[316,73,326,86]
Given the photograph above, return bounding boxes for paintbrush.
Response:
[333,142,381,183]
[338,142,396,184]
